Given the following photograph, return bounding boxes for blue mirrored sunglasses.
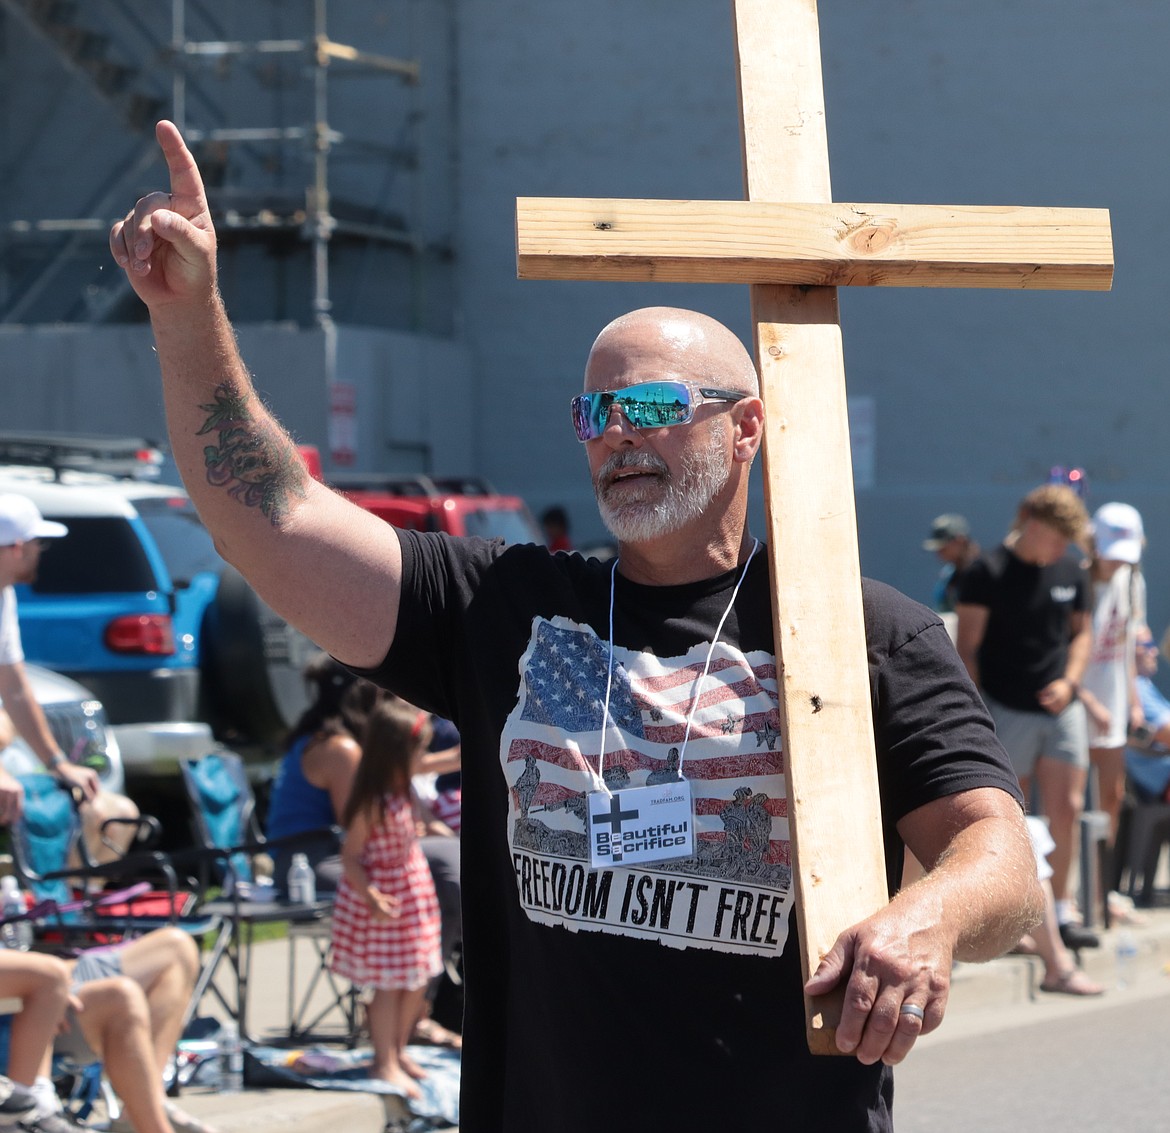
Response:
[571,380,747,442]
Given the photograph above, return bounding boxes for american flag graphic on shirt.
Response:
[502,615,795,956]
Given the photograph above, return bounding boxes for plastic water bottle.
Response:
[287,853,316,905]
[218,1020,244,1094]
[1115,929,1138,989]
[0,875,33,951]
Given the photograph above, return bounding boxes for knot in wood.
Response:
[846,217,896,255]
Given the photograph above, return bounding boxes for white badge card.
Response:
[587,780,694,868]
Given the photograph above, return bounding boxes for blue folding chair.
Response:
[10,774,185,939]
[179,750,349,1044]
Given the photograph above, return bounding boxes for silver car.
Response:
[0,663,125,797]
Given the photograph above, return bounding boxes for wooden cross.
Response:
[515,0,1112,1053]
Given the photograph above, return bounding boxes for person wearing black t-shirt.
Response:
[956,484,1104,992]
[109,125,1043,1132]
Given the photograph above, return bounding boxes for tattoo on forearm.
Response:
[197,382,307,524]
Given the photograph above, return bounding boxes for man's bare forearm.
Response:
[898,788,1042,963]
[912,815,1042,963]
[0,666,65,767]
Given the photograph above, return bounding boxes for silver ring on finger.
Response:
[898,1003,926,1021]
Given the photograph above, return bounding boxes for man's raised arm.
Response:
[109,121,402,669]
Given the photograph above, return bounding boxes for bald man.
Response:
[109,121,1041,1133]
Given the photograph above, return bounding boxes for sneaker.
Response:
[1059,922,1100,950]
[17,1112,89,1133]
[0,1080,37,1128]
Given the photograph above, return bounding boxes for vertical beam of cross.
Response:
[732,0,887,1053]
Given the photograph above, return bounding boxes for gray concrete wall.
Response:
[2,1,1169,635]
[0,323,475,480]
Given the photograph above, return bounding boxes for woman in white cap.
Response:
[1080,501,1147,921]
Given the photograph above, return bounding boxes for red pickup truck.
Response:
[300,446,543,546]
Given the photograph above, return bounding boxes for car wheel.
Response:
[198,566,317,745]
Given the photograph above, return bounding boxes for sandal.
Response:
[411,1016,463,1049]
[1039,968,1105,997]
[1107,892,1149,927]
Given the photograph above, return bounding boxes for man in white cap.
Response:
[0,493,102,823]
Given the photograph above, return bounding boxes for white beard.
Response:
[594,431,730,544]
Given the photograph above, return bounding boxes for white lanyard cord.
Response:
[677,538,759,775]
[595,557,620,792]
[595,539,759,794]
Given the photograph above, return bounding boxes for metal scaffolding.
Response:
[1,0,423,329]
[170,0,419,330]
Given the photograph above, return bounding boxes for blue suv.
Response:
[0,434,314,762]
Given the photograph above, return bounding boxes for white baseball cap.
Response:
[1091,501,1144,563]
[0,493,69,546]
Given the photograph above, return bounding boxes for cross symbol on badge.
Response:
[592,793,638,834]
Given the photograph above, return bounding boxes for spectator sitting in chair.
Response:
[1123,626,1170,804]
[0,494,141,867]
[0,927,216,1133]
[266,653,385,895]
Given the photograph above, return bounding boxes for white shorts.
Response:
[1025,815,1055,882]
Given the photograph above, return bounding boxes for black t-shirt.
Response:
[362,532,1022,1132]
[956,543,1090,712]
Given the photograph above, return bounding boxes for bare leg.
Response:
[367,989,420,1100]
[73,977,174,1133]
[1033,756,1087,908]
[1033,879,1103,995]
[77,790,142,867]
[112,928,200,1074]
[1090,745,1127,843]
[396,985,430,1081]
[0,706,15,751]
[0,952,72,1085]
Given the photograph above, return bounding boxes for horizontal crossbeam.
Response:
[516,198,1113,290]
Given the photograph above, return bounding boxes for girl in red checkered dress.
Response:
[330,699,443,1099]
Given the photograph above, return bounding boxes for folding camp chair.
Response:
[9,774,206,942]
[4,775,230,1113]
[9,774,229,1034]
[178,750,355,1043]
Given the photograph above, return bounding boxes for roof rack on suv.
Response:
[328,473,498,498]
[0,432,164,482]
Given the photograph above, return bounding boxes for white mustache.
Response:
[595,450,670,492]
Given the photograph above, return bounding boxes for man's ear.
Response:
[731,397,764,464]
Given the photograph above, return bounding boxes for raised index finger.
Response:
[155,119,208,213]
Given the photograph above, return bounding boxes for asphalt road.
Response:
[893,980,1170,1131]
